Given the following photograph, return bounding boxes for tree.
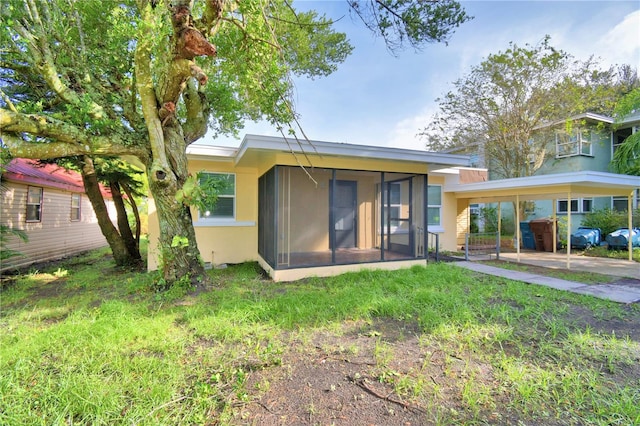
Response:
[346,0,470,54]
[610,87,640,176]
[0,0,469,288]
[420,36,638,179]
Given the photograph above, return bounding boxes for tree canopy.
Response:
[1,0,470,287]
[419,36,638,179]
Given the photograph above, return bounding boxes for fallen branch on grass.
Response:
[350,376,425,414]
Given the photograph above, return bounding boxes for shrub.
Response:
[581,208,640,237]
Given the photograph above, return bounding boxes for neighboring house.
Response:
[455,112,640,234]
[147,135,487,281]
[527,112,640,226]
[0,159,113,272]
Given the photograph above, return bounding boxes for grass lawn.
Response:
[1,246,639,425]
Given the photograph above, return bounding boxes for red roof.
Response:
[2,158,112,198]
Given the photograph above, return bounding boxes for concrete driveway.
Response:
[498,250,639,280]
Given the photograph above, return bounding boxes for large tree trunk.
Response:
[80,156,134,266]
[109,181,142,262]
[149,125,208,288]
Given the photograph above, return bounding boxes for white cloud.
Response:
[386,106,439,151]
[594,10,640,66]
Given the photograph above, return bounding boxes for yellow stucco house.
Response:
[148,134,639,280]
[147,134,487,281]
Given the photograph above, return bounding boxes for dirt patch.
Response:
[232,318,542,425]
[239,321,441,425]
[228,306,640,425]
[566,303,640,342]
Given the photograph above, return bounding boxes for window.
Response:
[613,126,639,156]
[557,198,592,214]
[555,129,593,158]
[612,196,630,212]
[26,186,43,222]
[70,193,81,221]
[198,172,235,219]
[427,185,442,227]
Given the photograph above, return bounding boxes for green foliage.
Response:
[0,224,28,262]
[479,206,514,235]
[581,207,640,237]
[170,235,189,248]
[175,172,229,215]
[346,0,471,54]
[421,36,638,179]
[610,88,640,176]
[1,0,472,287]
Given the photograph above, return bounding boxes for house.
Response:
[443,110,640,264]
[0,159,113,272]
[147,135,487,281]
[527,112,640,224]
[456,112,640,234]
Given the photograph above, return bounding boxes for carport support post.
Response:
[566,191,571,270]
[628,192,633,261]
[515,196,520,262]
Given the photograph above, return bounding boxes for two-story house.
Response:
[458,112,640,235]
[526,112,639,226]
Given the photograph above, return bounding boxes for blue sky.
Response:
[204,1,640,150]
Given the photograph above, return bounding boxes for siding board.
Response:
[1,181,110,271]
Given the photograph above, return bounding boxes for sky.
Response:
[202,1,640,151]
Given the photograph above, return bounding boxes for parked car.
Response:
[605,228,640,250]
[570,227,601,250]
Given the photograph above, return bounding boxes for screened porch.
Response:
[258,165,438,270]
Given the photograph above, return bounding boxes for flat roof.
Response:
[187,134,472,168]
[446,170,640,202]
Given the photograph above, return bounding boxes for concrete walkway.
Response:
[455,261,640,304]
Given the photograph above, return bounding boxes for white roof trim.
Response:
[533,112,614,131]
[187,134,472,168]
[186,144,237,161]
[237,134,471,167]
[447,171,639,192]
[446,171,639,202]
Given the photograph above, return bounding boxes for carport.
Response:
[446,171,640,268]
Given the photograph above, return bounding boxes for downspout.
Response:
[514,196,520,262]
[331,170,336,265]
[380,172,385,261]
[424,174,428,264]
[628,191,633,262]
[566,191,571,270]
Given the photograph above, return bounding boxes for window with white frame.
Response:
[70,193,81,221]
[557,198,593,214]
[427,185,442,227]
[555,129,593,158]
[198,172,236,219]
[26,186,43,222]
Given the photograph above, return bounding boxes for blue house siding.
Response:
[478,114,639,236]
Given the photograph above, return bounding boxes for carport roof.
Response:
[445,170,640,203]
